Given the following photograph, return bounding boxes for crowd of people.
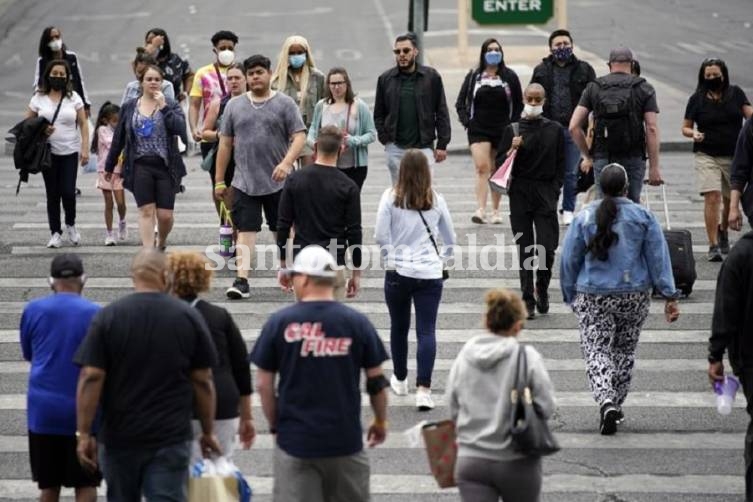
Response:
[15,19,753,502]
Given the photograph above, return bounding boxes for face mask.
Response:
[217,49,235,66]
[48,39,63,52]
[552,46,573,62]
[704,76,723,92]
[484,51,502,66]
[48,76,67,91]
[523,104,543,118]
[289,53,307,69]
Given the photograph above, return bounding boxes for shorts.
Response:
[96,171,124,191]
[273,447,369,502]
[203,142,235,187]
[694,152,731,197]
[231,189,281,232]
[133,156,176,210]
[468,131,502,146]
[29,431,102,489]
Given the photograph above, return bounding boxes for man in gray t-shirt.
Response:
[215,54,306,300]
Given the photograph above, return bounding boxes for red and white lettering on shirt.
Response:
[283,322,352,357]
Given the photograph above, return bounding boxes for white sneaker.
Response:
[562,210,574,226]
[416,387,435,411]
[118,220,128,241]
[46,232,62,248]
[390,374,408,396]
[104,233,116,246]
[64,225,80,246]
[490,211,503,224]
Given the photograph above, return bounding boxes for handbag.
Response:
[36,97,64,174]
[488,122,519,194]
[421,420,457,488]
[575,160,595,194]
[201,145,217,172]
[509,345,560,456]
[417,209,449,280]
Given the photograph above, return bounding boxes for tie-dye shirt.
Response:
[189,63,228,121]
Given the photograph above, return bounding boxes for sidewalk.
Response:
[425,43,692,154]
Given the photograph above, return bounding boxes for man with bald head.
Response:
[497,83,565,319]
[75,250,221,502]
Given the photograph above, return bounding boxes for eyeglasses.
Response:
[329,81,347,86]
[393,48,413,55]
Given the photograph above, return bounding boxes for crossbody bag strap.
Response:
[50,96,64,125]
[214,63,227,98]
[417,209,440,257]
[512,122,519,136]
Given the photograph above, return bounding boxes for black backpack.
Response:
[593,76,645,155]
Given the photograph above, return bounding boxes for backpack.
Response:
[593,76,645,155]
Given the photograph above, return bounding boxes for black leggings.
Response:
[42,153,78,235]
[339,166,368,190]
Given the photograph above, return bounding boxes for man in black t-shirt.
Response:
[74,250,220,502]
[570,47,663,203]
[731,117,753,231]
[251,245,389,502]
[277,125,363,298]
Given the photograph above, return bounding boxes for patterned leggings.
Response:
[572,292,650,407]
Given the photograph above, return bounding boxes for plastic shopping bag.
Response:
[188,458,252,502]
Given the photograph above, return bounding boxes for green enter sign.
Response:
[472,0,554,24]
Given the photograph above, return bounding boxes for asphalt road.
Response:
[0,1,749,500]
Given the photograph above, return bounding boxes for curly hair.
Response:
[484,289,526,335]
[167,252,213,299]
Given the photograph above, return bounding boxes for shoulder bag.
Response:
[509,344,560,456]
[489,122,519,195]
[417,208,449,281]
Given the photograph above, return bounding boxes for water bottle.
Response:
[219,223,233,258]
[714,376,740,415]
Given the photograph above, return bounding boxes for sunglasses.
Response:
[393,48,413,55]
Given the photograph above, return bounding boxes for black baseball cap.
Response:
[50,253,84,278]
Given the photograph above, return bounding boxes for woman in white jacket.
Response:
[375,149,456,411]
[447,289,556,502]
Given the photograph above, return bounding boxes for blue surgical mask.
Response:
[484,51,502,66]
[289,53,307,69]
[552,46,573,62]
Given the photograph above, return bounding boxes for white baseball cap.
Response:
[288,245,337,278]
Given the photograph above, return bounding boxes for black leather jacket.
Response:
[373,65,451,150]
[530,55,595,125]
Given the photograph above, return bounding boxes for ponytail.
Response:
[587,196,619,261]
[90,101,120,154]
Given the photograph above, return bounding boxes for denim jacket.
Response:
[560,197,679,303]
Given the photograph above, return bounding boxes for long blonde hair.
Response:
[271,35,318,111]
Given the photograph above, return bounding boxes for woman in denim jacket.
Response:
[560,163,680,435]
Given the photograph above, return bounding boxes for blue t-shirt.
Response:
[20,293,100,435]
[250,301,388,458]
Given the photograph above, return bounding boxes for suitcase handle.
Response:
[643,180,671,230]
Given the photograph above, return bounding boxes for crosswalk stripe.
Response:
[0,474,744,497]
[0,329,711,345]
[0,277,720,291]
[0,358,713,374]
[0,432,741,452]
[0,392,734,410]
[0,301,717,315]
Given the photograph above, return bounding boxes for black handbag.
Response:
[575,160,594,194]
[509,345,560,456]
[417,209,449,280]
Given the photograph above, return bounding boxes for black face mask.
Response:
[703,76,723,92]
[48,77,67,91]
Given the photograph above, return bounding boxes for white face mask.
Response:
[523,104,543,118]
[217,49,235,66]
[48,39,63,52]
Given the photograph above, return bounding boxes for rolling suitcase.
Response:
[645,183,696,297]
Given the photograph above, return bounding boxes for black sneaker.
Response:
[600,402,620,435]
[707,245,723,262]
[718,226,730,254]
[226,277,250,299]
[535,288,549,314]
[526,302,536,320]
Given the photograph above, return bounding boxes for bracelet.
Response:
[214,182,226,189]
[372,419,388,429]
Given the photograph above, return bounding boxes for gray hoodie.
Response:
[446,334,556,461]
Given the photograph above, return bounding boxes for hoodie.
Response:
[446,334,556,461]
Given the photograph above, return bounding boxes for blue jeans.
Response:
[384,270,443,388]
[560,129,584,212]
[385,143,434,186]
[594,156,646,203]
[99,441,191,502]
